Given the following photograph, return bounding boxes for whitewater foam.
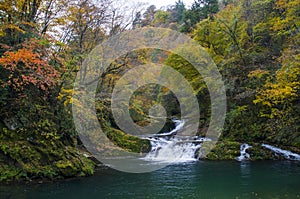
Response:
[262,144,300,161]
[142,119,204,163]
[236,143,252,161]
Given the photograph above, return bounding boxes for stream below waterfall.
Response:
[2,120,300,199]
[1,161,300,199]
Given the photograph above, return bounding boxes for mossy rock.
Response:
[204,141,295,161]
[204,141,241,160]
[0,165,24,182]
[55,160,78,177]
[247,143,282,160]
[105,127,151,153]
[53,148,95,178]
[0,128,95,183]
[248,143,300,161]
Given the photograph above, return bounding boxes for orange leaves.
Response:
[1,49,40,66]
[0,46,61,93]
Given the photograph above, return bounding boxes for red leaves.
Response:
[0,43,61,94]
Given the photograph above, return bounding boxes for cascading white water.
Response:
[262,144,300,161]
[235,143,252,161]
[155,119,185,137]
[143,137,203,163]
[141,120,300,163]
[142,119,205,163]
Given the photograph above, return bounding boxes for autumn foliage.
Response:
[0,40,60,95]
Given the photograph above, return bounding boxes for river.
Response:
[2,120,300,198]
[1,161,300,199]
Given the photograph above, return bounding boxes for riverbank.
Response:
[0,124,152,184]
[2,135,300,184]
[0,127,95,184]
[205,140,300,161]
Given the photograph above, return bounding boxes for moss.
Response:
[249,144,300,161]
[204,141,241,160]
[105,127,151,153]
[55,160,78,177]
[0,128,95,183]
[204,141,299,161]
[0,165,23,182]
[247,143,283,160]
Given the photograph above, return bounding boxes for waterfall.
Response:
[235,143,252,161]
[142,119,205,163]
[153,119,185,137]
[262,144,300,161]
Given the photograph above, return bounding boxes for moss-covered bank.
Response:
[0,127,95,183]
[0,124,151,183]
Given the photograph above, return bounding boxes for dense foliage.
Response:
[132,0,299,148]
[0,0,299,182]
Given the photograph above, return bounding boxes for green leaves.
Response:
[181,0,219,32]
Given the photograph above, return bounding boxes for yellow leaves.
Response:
[193,2,249,65]
[58,88,72,102]
[63,96,72,106]
[253,50,299,119]
[0,24,26,34]
[0,30,6,37]
[58,87,82,107]
[0,0,42,37]
[270,0,300,36]
[61,87,74,95]
[275,0,300,10]
[0,1,13,14]
[237,105,248,112]
[161,87,169,94]
[255,84,297,104]
[253,22,269,35]
[254,80,299,118]
[106,73,121,81]
[248,69,270,79]
[53,17,67,26]
[270,17,285,32]
[253,39,300,119]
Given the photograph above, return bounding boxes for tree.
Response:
[153,10,170,27]
[181,0,219,32]
[253,0,300,121]
[0,40,60,95]
[142,5,156,27]
[132,12,142,29]
[169,0,186,24]
[38,0,71,34]
[0,37,65,136]
[0,0,42,47]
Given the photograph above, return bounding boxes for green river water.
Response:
[1,161,300,199]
